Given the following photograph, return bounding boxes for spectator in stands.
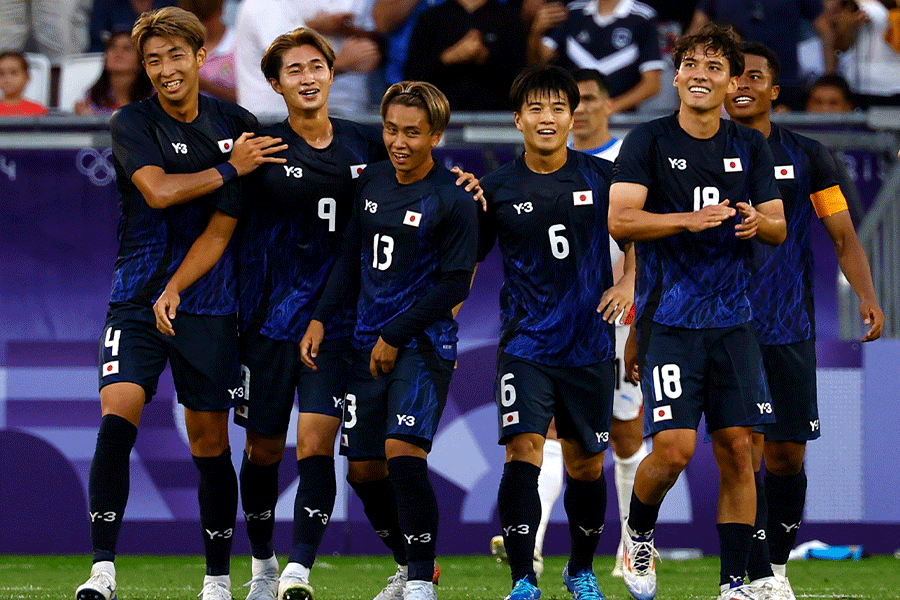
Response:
[74,30,153,115]
[90,0,179,52]
[831,0,900,106]
[0,50,47,116]
[235,0,380,119]
[806,72,855,111]
[404,0,526,110]
[373,0,444,86]
[180,0,236,102]
[528,0,665,112]
[0,0,90,59]
[687,0,836,110]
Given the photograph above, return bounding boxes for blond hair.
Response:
[261,28,336,82]
[380,81,450,134]
[132,6,206,56]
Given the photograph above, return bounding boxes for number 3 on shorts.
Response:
[344,393,358,429]
[651,364,682,401]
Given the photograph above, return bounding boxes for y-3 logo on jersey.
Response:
[668,157,686,170]
[810,419,820,432]
[171,142,188,154]
[757,402,773,414]
[365,199,378,213]
[397,414,416,426]
[283,165,303,178]
[513,202,533,214]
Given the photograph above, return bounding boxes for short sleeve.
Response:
[109,106,165,180]
[439,187,479,274]
[636,16,664,71]
[612,125,654,188]
[749,132,780,206]
[809,139,841,195]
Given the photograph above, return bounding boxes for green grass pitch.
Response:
[2,554,899,599]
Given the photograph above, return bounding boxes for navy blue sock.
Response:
[239,451,280,560]
[289,455,337,568]
[626,491,661,537]
[717,522,754,587]
[194,448,238,576]
[497,460,541,584]
[388,456,438,582]
[765,466,807,565]
[747,471,774,581]
[564,473,606,574]
[88,414,138,563]
[349,476,407,566]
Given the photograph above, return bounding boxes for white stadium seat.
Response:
[58,53,105,112]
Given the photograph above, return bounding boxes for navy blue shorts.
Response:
[640,322,773,436]
[494,352,614,453]
[339,345,453,459]
[235,331,351,436]
[98,302,240,411]
[757,339,820,442]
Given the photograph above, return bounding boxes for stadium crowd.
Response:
[2,0,900,115]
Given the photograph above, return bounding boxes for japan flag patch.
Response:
[723,158,743,172]
[573,190,593,205]
[350,164,367,179]
[652,405,673,422]
[502,411,520,427]
[101,360,119,377]
[236,403,248,418]
[217,139,233,153]
[341,433,349,446]
[774,165,795,179]
[403,210,422,227]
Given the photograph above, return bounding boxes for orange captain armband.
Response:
[810,185,848,218]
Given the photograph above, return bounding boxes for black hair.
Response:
[572,68,610,96]
[740,41,781,86]
[509,65,580,112]
[808,73,854,103]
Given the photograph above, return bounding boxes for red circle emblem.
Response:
[781,169,788,175]
[730,161,736,168]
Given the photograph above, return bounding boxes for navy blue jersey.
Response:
[750,124,841,345]
[345,162,478,360]
[238,118,386,343]
[613,113,780,329]
[479,150,615,367]
[108,94,257,314]
[544,0,664,98]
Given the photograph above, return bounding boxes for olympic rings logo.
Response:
[76,148,116,186]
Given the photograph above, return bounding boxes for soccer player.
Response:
[480,65,635,600]
[76,7,286,600]
[724,41,884,600]
[609,24,786,600]
[299,81,478,600]
[570,68,649,579]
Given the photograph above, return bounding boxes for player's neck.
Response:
[677,105,721,139]
[733,112,772,138]
[1,95,24,105]
[572,128,611,152]
[395,156,435,184]
[159,94,200,122]
[289,108,333,149]
[523,145,568,174]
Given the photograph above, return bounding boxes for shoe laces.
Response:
[627,538,661,575]
[199,580,231,599]
[244,571,279,592]
[570,570,603,600]
[384,567,408,592]
[85,570,116,595]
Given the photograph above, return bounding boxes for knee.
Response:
[565,453,604,481]
[245,436,286,466]
[347,459,388,484]
[764,442,805,476]
[505,433,544,465]
[297,430,335,459]
[189,428,229,457]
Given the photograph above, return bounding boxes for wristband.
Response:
[214,161,238,184]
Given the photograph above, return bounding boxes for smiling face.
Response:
[725,52,779,121]
[674,44,738,114]
[270,43,333,113]
[514,90,573,156]
[141,35,205,106]
[382,102,442,183]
